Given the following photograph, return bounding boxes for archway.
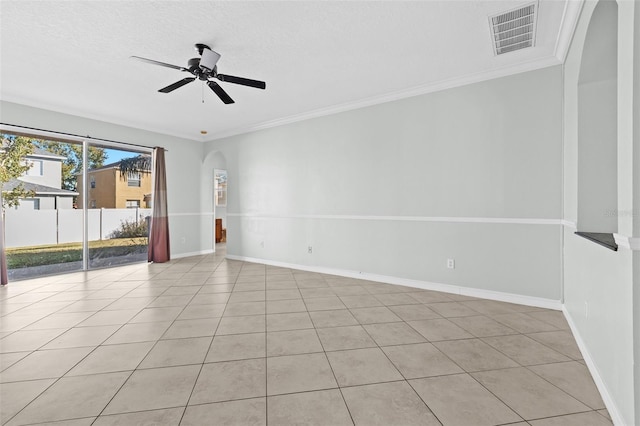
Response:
[577,0,618,236]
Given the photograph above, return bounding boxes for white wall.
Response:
[0,100,206,258]
[205,65,563,302]
[562,1,640,424]
[20,157,62,189]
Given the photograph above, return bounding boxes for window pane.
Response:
[1,133,82,280]
[87,145,151,268]
[215,170,227,207]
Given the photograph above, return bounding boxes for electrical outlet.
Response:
[447,259,455,269]
[584,301,589,318]
[260,241,264,248]
[308,246,313,254]
[181,237,186,244]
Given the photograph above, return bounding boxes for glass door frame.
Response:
[0,124,153,274]
[84,140,153,270]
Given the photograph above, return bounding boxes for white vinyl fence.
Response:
[3,208,151,248]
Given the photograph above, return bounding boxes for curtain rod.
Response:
[0,123,167,152]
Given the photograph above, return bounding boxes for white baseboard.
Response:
[172,249,214,259]
[562,306,625,426]
[225,255,562,311]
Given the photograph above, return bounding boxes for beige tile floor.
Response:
[0,246,612,425]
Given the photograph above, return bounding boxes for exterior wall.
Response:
[77,168,152,209]
[11,198,39,211]
[38,197,55,210]
[89,168,117,208]
[20,155,63,189]
[12,196,74,211]
[14,152,75,210]
[114,170,152,208]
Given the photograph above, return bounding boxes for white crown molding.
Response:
[207,56,562,142]
[227,212,563,226]
[226,254,562,311]
[562,306,625,426]
[554,0,585,63]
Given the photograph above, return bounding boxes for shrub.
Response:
[109,216,149,239]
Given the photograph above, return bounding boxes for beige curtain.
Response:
[148,147,170,263]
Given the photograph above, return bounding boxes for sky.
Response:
[104,148,140,164]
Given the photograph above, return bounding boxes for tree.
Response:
[118,154,152,177]
[0,135,36,209]
[33,141,107,191]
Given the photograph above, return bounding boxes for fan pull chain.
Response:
[202,82,205,104]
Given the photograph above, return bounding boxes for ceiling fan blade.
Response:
[131,56,188,72]
[216,74,266,89]
[207,81,235,104]
[158,77,196,93]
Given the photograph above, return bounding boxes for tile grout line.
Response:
[342,295,443,424]
[176,256,233,425]
[90,259,208,424]
[297,276,356,426]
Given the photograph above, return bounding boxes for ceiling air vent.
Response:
[489,2,537,55]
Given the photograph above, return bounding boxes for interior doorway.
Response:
[214,169,227,250]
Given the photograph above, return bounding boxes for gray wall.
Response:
[206,65,564,302]
[562,1,640,424]
[577,0,618,233]
[0,100,206,258]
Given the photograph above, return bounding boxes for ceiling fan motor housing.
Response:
[200,48,221,72]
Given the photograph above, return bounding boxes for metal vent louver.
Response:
[490,3,537,55]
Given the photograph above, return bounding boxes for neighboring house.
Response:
[3,147,78,210]
[76,161,152,209]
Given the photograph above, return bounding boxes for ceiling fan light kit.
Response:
[131,44,265,104]
[200,48,221,72]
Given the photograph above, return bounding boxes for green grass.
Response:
[6,238,148,269]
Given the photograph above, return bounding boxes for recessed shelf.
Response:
[574,232,618,251]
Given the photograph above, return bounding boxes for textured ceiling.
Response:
[0,1,579,142]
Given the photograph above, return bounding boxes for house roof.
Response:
[30,147,66,161]
[0,141,67,161]
[2,179,79,197]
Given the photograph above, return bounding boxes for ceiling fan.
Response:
[131,44,266,104]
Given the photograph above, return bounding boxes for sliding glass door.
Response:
[1,129,152,281]
[2,134,84,280]
[85,144,151,269]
